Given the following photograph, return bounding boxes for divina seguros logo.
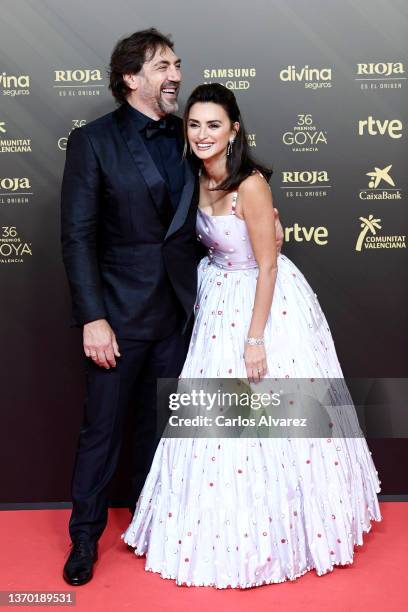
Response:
[280,65,332,89]
[0,72,30,96]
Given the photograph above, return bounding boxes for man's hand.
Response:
[274,208,284,254]
[83,319,121,369]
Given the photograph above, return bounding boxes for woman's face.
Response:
[187,102,239,161]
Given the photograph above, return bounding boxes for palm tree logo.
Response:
[355,215,382,251]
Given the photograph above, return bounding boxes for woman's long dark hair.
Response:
[183,83,272,191]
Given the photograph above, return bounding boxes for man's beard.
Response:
[158,93,179,114]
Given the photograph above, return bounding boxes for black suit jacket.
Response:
[61,103,199,340]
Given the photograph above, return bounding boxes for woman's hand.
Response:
[244,343,268,383]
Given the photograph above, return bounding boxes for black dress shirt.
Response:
[125,102,184,210]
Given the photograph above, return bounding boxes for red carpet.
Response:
[0,503,406,611]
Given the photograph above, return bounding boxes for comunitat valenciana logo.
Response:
[281,170,331,199]
[355,215,406,251]
[53,69,104,97]
[279,65,332,89]
[0,72,30,96]
[202,67,256,90]
[355,62,405,90]
[0,121,32,153]
[358,116,403,139]
[359,164,402,201]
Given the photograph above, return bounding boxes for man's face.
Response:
[125,45,182,117]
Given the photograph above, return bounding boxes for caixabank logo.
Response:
[0,177,33,205]
[283,114,327,152]
[0,226,32,263]
[202,67,256,90]
[53,68,104,97]
[0,72,30,96]
[359,165,402,201]
[358,116,403,139]
[281,170,331,199]
[279,65,332,89]
[355,61,405,90]
[355,215,406,251]
[0,121,32,153]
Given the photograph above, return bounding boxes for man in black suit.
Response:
[61,27,283,586]
[61,28,198,586]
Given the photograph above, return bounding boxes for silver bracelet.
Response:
[245,336,265,346]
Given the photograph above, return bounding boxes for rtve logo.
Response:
[54,69,103,84]
[358,116,403,139]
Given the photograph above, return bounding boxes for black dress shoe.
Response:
[63,538,98,586]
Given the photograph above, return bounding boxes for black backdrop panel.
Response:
[0,0,407,501]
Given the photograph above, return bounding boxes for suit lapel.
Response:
[115,105,173,227]
[165,159,196,240]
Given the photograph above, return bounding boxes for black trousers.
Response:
[68,326,189,543]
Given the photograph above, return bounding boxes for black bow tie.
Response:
[144,118,175,139]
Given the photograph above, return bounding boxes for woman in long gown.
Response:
[122,83,382,588]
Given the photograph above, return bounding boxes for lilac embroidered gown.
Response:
[122,191,382,588]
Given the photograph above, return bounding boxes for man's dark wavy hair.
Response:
[109,28,174,104]
[184,83,273,191]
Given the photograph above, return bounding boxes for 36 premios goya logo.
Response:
[355,62,405,90]
[355,215,406,251]
[0,177,33,205]
[359,165,402,201]
[0,226,32,263]
[58,119,87,151]
[0,72,30,96]
[53,68,104,97]
[281,170,330,199]
[283,114,327,152]
[280,65,332,89]
[203,67,256,90]
[0,121,32,153]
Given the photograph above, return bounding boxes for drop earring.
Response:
[227,138,235,156]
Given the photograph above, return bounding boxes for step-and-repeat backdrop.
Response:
[1,0,407,502]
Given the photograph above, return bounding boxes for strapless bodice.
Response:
[196,207,257,271]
